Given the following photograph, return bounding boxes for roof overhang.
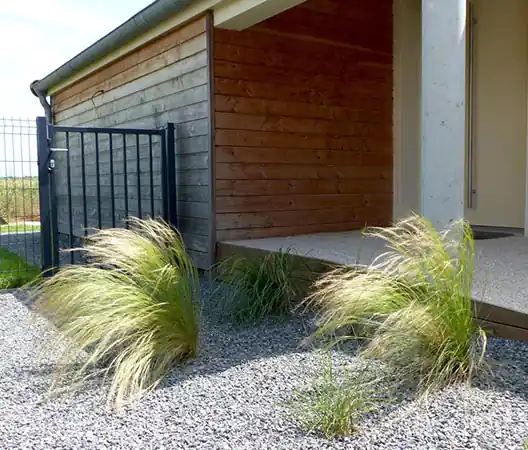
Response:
[31,0,306,97]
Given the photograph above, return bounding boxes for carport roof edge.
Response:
[30,0,195,98]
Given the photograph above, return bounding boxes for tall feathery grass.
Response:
[218,249,305,325]
[309,215,486,394]
[34,218,200,409]
[293,358,378,438]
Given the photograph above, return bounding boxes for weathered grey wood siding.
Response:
[50,15,213,269]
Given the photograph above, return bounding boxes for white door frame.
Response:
[394,0,528,233]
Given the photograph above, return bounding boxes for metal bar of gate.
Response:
[52,125,162,135]
[148,134,154,218]
[136,134,142,218]
[80,133,88,237]
[37,122,172,272]
[123,133,129,229]
[95,133,102,229]
[66,132,74,264]
[109,134,116,228]
[36,117,58,274]
[163,123,177,226]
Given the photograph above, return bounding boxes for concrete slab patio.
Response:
[218,231,528,340]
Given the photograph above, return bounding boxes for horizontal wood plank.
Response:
[216,163,390,181]
[51,16,213,268]
[216,178,393,197]
[217,146,366,165]
[215,129,388,151]
[214,26,391,63]
[214,42,391,81]
[181,233,209,253]
[217,207,389,230]
[59,81,209,125]
[213,0,393,240]
[216,221,363,241]
[55,44,208,114]
[217,193,364,213]
[215,95,383,122]
[215,112,384,137]
[54,16,207,104]
[214,64,390,103]
[57,64,208,122]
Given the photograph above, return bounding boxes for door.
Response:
[465,0,528,228]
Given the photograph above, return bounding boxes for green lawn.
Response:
[0,223,40,234]
[0,247,40,289]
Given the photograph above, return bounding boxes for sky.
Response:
[0,0,153,118]
[0,0,152,178]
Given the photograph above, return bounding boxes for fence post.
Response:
[164,123,177,228]
[36,117,58,275]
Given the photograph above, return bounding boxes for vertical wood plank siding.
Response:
[51,16,213,269]
[214,0,393,241]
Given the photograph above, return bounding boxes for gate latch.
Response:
[47,147,68,172]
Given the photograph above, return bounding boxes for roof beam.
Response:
[215,0,307,30]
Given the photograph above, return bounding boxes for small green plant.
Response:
[293,358,376,437]
[0,247,39,288]
[218,249,305,325]
[524,439,528,450]
[34,218,200,409]
[308,215,486,395]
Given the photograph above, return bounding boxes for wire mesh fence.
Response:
[0,118,40,287]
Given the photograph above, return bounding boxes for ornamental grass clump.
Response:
[219,249,305,325]
[294,359,378,438]
[34,218,200,409]
[309,215,486,394]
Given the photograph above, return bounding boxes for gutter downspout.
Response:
[30,80,52,123]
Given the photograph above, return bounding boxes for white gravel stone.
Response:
[1,291,528,449]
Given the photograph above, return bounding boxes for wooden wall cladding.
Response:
[51,16,213,269]
[214,0,394,241]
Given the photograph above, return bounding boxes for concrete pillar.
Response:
[421,0,467,229]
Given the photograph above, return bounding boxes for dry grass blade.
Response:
[308,214,486,395]
[33,218,200,410]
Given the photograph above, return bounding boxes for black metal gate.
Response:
[36,117,176,274]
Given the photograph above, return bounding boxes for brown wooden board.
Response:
[213,0,393,240]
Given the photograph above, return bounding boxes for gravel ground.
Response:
[1,291,528,450]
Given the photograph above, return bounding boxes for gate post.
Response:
[163,123,177,227]
[37,117,59,275]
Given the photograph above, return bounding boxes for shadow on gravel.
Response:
[475,337,528,403]
[18,280,527,408]
[160,315,319,388]
[9,287,35,307]
[10,283,323,394]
